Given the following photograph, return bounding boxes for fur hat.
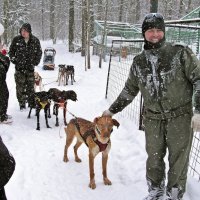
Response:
[0,23,4,36]
[20,23,32,34]
[142,13,165,36]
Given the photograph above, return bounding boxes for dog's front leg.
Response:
[27,108,32,118]
[36,109,40,130]
[63,103,67,126]
[45,107,51,128]
[102,152,112,185]
[88,152,96,189]
[54,105,59,126]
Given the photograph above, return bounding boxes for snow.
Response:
[1,41,200,200]
[0,23,4,36]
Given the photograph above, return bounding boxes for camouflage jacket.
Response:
[109,42,200,118]
[9,34,42,72]
[0,53,10,81]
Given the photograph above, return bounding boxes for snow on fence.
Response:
[105,18,200,181]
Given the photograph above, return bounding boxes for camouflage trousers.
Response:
[143,113,193,198]
[14,70,35,108]
[0,80,9,121]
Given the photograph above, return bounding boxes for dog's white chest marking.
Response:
[91,146,100,157]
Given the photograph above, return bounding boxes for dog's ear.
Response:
[112,119,120,128]
[93,117,100,124]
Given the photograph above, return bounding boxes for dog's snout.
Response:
[103,131,110,138]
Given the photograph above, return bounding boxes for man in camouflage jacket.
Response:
[9,23,42,110]
[103,13,200,200]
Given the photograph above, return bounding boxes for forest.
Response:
[0,0,199,50]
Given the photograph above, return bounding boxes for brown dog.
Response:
[63,116,120,189]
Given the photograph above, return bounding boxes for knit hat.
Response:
[142,13,165,50]
[0,23,4,36]
[142,13,165,36]
[20,23,32,34]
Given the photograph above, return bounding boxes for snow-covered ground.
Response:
[1,41,200,200]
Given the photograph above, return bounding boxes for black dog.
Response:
[65,65,75,85]
[28,91,51,130]
[48,88,77,126]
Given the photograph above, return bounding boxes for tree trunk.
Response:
[86,0,91,69]
[187,0,192,13]
[41,0,45,41]
[3,0,9,45]
[179,0,184,18]
[81,0,86,57]
[119,0,124,22]
[97,0,103,20]
[135,0,140,22]
[150,0,158,13]
[98,0,108,69]
[69,0,74,52]
[50,0,56,44]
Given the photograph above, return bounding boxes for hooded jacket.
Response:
[9,23,42,72]
[108,42,200,119]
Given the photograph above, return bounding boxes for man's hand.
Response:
[102,110,114,117]
[191,113,200,132]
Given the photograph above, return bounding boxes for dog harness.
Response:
[36,97,49,109]
[35,80,40,86]
[74,119,109,152]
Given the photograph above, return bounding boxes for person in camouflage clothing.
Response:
[9,23,42,110]
[103,13,200,200]
[0,136,15,200]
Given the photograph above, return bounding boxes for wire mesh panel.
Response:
[189,132,200,181]
[105,40,144,128]
[165,18,200,55]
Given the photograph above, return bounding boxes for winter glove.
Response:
[191,113,200,132]
[102,110,114,117]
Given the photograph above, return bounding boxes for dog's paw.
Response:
[63,157,69,162]
[75,157,82,163]
[103,178,112,185]
[89,181,96,189]
[36,127,40,131]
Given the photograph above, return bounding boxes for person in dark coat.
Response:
[103,13,200,200]
[0,136,15,200]
[9,23,42,110]
[0,23,12,124]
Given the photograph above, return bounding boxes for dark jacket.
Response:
[9,34,42,72]
[0,136,15,190]
[0,53,10,81]
[109,42,200,119]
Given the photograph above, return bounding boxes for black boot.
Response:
[0,188,7,200]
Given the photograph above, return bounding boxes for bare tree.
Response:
[98,0,108,68]
[81,0,87,57]
[150,0,158,12]
[119,0,124,22]
[50,0,56,44]
[96,0,102,20]
[179,0,185,18]
[69,0,75,52]
[3,0,9,45]
[85,0,91,69]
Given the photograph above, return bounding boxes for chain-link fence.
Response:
[105,18,200,181]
